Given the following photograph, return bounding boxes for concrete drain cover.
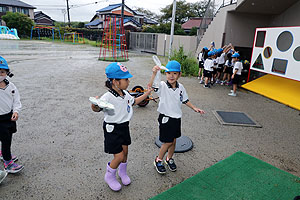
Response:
[213,110,262,127]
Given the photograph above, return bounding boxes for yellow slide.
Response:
[242,74,300,110]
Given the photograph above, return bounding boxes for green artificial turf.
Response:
[150,151,300,200]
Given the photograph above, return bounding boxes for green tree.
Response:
[135,7,158,20]
[160,0,209,24]
[189,27,198,36]
[142,23,186,35]
[77,22,85,28]
[2,12,34,37]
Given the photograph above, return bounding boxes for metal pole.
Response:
[66,0,71,27]
[168,0,176,60]
[121,0,124,24]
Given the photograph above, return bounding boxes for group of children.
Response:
[91,61,205,191]
[197,43,243,96]
[0,56,24,184]
[0,56,204,191]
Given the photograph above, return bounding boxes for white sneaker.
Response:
[197,76,200,80]
[0,170,7,184]
[199,80,204,84]
[231,90,234,93]
[228,92,236,97]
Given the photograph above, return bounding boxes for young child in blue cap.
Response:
[91,62,151,191]
[228,52,243,97]
[0,56,24,174]
[149,60,205,174]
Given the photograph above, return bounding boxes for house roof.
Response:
[34,11,54,21]
[0,0,36,9]
[96,3,136,15]
[144,17,158,25]
[85,19,102,26]
[181,18,212,30]
[111,10,133,17]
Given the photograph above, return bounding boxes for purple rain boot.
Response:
[118,162,131,186]
[104,163,121,191]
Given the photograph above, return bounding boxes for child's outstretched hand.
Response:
[146,84,153,95]
[152,66,161,73]
[193,107,205,114]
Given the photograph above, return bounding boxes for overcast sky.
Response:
[22,0,208,22]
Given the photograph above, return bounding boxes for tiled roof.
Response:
[181,18,212,30]
[96,4,121,12]
[85,19,102,26]
[0,0,36,9]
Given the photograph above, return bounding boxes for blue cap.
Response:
[105,62,133,79]
[203,47,208,51]
[207,51,214,57]
[0,56,9,70]
[232,52,240,58]
[166,60,181,72]
[218,48,223,53]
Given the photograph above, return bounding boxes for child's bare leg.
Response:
[158,142,172,160]
[166,139,176,159]
[110,151,124,169]
[122,145,128,163]
[233,84,237,93]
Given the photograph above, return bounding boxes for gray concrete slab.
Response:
[0,40,299,200]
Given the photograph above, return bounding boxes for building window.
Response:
[17,7,21,12]
[0,6,8,13]
[12,7,16,12]
[22,8,29,15]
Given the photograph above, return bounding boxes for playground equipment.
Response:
[128,85,158,107]
[0,26,20,40]
[243,26,300,110]
[63,32,85,44]
[30,26,62,41]
[99,15,128,62]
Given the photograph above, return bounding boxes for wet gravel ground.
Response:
[0,40,299,200]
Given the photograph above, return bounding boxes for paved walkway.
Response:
[0,40,299,200]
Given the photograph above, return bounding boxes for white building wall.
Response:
[270,1,300,27]
[157,34,197,56]
[196,4,236,54]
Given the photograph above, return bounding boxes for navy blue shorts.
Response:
[103,121,131,154]
[158,114,181,143]
[203,69,212,78]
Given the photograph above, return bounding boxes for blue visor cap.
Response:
[0,56,9,70]
[203,47,208,51]
[232,52,240,58]
[105,62,133,79]
[207,51,214,57]
[166,60,181,72]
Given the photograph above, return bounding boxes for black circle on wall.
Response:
[276,31,293,52]
[293,46,300,61]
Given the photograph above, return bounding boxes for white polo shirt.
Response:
[204,58,214,71]
[100,89,135,124]
[156,81,189,119]
[0,80,22,115]
[213,58,218,68]
[225,60,233,67]
[233,61,243,75]
[218,53,225,64]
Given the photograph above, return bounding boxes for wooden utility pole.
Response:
[66,0,71,27]
[121,0,125,25]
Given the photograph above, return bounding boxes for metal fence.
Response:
[129,32,158,54]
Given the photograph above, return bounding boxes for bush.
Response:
[169,46,198,76]
[2,12,34,38]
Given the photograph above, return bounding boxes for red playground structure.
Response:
[99,15,128,61]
